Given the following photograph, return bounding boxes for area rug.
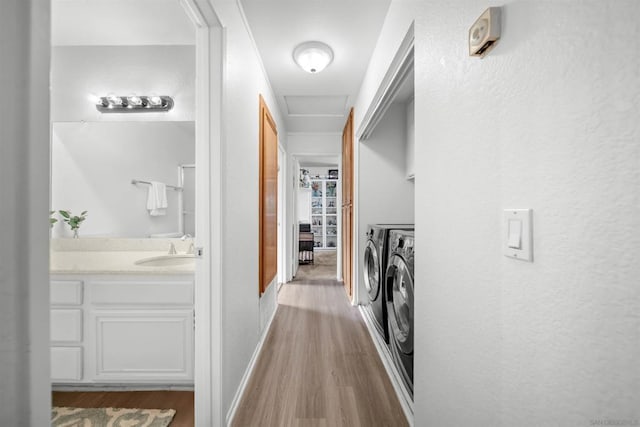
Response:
[52,407,176,427]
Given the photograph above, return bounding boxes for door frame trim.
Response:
[291,152,341,282]
[179,0,224,425]
[341,109,355,302]
[277,143,287,288]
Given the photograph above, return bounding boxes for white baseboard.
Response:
[225,304,278,426]
[52,384,194,392]
[359,305,414,426]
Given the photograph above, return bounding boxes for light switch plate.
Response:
[503,209,532,262]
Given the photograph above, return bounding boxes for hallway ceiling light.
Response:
[293,41,334,74]
[94,94,174,113]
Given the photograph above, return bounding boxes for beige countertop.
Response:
[50,238,195,275]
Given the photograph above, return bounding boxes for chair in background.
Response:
[299,223,314,264]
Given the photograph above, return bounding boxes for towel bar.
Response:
[131,179,182,191]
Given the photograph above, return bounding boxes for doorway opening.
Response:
[48,0,224,425]
[293,156,341,282]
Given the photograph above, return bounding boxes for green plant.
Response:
[59,210,88,231]
[50,210,58,228]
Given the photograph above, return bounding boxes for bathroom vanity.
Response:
[50,239,195,386]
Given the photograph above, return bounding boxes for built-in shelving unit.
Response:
[310,179,338,249]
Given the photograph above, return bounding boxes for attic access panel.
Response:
[284,95,349,117]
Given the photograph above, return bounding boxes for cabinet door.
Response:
[92,310,193,382]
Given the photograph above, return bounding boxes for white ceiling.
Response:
[52,0,195,46]
[240,0,391,134]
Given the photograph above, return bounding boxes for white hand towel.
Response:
[147,181,168,216]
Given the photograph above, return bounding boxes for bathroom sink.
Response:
[135,254,196,267]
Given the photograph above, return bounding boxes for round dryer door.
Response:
[386,255,414,355]
[363,239,380,301]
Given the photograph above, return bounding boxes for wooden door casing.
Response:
[259,95,278,295]
[341,109,354,299]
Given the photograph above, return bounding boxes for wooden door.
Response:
[259,95,278,294]
[341,109,354,298]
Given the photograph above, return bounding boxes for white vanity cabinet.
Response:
[50,274,194,385]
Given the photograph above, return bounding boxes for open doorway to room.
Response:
[48,1,223,425]
[293,155,341,282]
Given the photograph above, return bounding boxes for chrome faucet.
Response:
[181,234,194,254]
[168,242,177,255]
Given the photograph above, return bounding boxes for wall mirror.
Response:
[51,121,195,238]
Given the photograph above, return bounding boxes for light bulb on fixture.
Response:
[88,93,103,106]
[107,94,123,107]
[293,41,334,74]
[127,94,143,107]
[148,95,163,106]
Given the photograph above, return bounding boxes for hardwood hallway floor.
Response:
[232,275,408,426]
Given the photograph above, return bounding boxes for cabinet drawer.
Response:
[51,280,83,305]
[51,309,82,343]
[51,347,83,381]
[91,280,193,306]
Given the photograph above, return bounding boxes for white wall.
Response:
[297,188,312,223]
[51,122,195,237]
[357,102,415,304]
[52,45,195,122]
[357,1,640,425]
[52,0,195,47]
[210,0,288,420]
[0,0,51,425]
[288,133,341,156]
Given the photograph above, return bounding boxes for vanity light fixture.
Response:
[94,94,174,113]
[293,41,334,74]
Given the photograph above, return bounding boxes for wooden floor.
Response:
[51,390,193,426]
[232,278,408,427]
